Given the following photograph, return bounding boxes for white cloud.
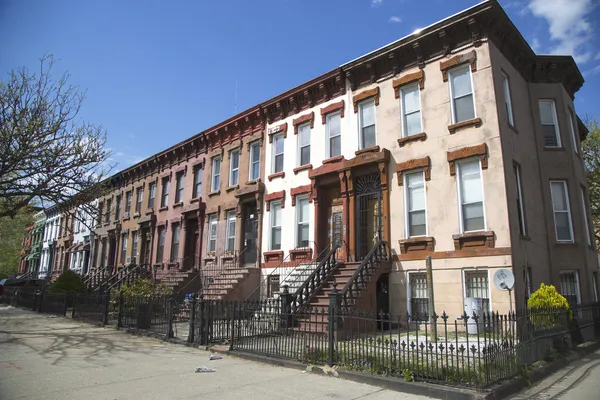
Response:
[371,0,383,6]
[504,1,529,17]
[527,0,596,63]
[389,16,402,23]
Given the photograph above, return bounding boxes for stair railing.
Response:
[106,263,152,291]
[244,241,319,301]
[290,242,343,313]
[340,240,388,309]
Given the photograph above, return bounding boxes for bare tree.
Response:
[0,55,112,218]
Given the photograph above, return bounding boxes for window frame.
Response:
[407,272,429,321]
[559,270,581,306]
[501,71,514,127]
[568,109,580,154]
[593,272,599,302]
[270,200,282,250]
[295,195,310,247]
[208,214,217,253]
[193,165,203,198]
[160,178,170,208]
[550,180,574,243]
[135,188,143,213]
[120,233,128,265]
[403,170,428,238]
[211,157,221,192]
[462,269,491,312]
[400,83,423,137]
[175,172,185,203]
[148,182,156,209]
[249,141,261,181]
[297,123,311,167]
[156,226,165,263]
[104,200,111,224]
[115,195,122,220]
[326,112,342,158]
[448,65,477,124]
[580,187,592,246]
[131,231,138,260]
[125,192,132,214]
[225,210,237,252]
[358,98,377,149]
[170,223,180,262]
[456,159,487,233]
[271,133,285,174]
[229,149,240,186]
[514,163,527,236]
[539,99,562,148]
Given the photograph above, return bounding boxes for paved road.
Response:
[0,306,434,400]
[508,347,600,400]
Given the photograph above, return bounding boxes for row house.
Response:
[68,201,96,275]
[18,224,34,275]
[40,205,61,279]
[28,210,46,277]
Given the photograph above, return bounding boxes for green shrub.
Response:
[527,283,572,327]
[118,279,172,297]
[49,270,85,294]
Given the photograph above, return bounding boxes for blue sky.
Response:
[1,0,599,171]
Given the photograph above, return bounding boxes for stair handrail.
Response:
[83,265,104,287]
[278,244,333,291]
[290,242,343,313]
[106,263,152,291]
[340,239,388,309]
[244,241,319,301]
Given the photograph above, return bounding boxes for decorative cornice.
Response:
[267,122,288,143]
[352,87,380,113]
[265,190,286,211]
[293,164,313,174]
[440,50,477,82]
[292,112,315,134]
[397,132,427,147]
[290,185,312,206]
[396,156,431,185]
[447,143,488,176]
[393,70,425,98]
[448,117,482,134]
[320,100,345,124]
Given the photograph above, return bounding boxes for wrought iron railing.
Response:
[290,242,341,313]
[340,239,388,309]
[106,264,153,291]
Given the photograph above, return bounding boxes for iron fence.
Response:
[73,293,109,323]
[39,292,68,315]
[16,288,37,310]
[119,294,172,338]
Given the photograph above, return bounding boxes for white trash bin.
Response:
[464,297,484,334]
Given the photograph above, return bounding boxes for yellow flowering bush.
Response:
[527,283,572,327]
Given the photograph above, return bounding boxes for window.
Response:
[272,134,284,173]
[208,214,217,253]
[568,110,579,154]
[501,72,514,126]
[270,201,282,250]
[539,100,561,147]
[524,267,533,302]
[465,270,490,312]
[296,196,310,247]
[401,84,422,136]
[193,165,202,198]
[267,275,280,297]
[405,171,427,237]
[229,150,239,186]
[550,181,574,242]
[115,195,121,220]
[120,233,128,264]
[170,223,180,262]
[593,272,599,302]
[249,141,261,181]
[457,160,485,232]
[297,124,311,166]
[125,191,132,215]
[211,157,220,192]
[99,241,106,268]
[559,271,581,307]
[580,187,591,246]
[514,164,526,236]
[358,99,376,149]
[156,226,165,263]
[148,182,156,209]
[161,178,170,208]
[409,273,428,321]
[175,172,184,203]
[226,210,236,251]
[449,65,475,123]
[105,200,111,223]
[131,231,138,261]
[326,112,341,158]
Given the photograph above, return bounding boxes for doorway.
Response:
[354,173,382,261]
[183,218,198,270]
[243,204,258,264]
[376,273,390,329]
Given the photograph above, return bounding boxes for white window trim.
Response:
[208,215,217,253]
[448,65,477,124]
[249,141,261,181]
[358,98,377,149]
[539,100,562,148]
[270,201,282,250]
[295,195,310,247]
[515,164,527,236]
[550,180,574,243]
[456,159,487,233]
[211,157,221,192]
[568,110,579,154]
[406,271,427,316]
[326,112,342,158]
[399,83,423,138]
[297,123,311,167]
[403,170,428,238]
[461,268,491,313]
[501,71,514,126]
[229,150,240,186]
[559,270,581,305]
[580,187,591,246]
[226,210,236,252]
[271,133,284,174]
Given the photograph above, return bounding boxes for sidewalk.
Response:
[0,306,435,400]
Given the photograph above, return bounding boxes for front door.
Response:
[354,173,382,261]
[183,218,198,270]
[243,204,258,264]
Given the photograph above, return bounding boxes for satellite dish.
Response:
[493,269,515,291]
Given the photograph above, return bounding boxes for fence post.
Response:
[280,285,292,329]
[62,293,68,316]
[38,290,44,313]
[117,292,124,328]
[188,296,197,344]
[102,291,110,326]
[72,294,77,318]
[33,290,39,312]
[228,301,236,351]
[167,296,174,340]
[328,282,340,367]
[198,299,206,345]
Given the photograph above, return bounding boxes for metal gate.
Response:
[354,173,382,260]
